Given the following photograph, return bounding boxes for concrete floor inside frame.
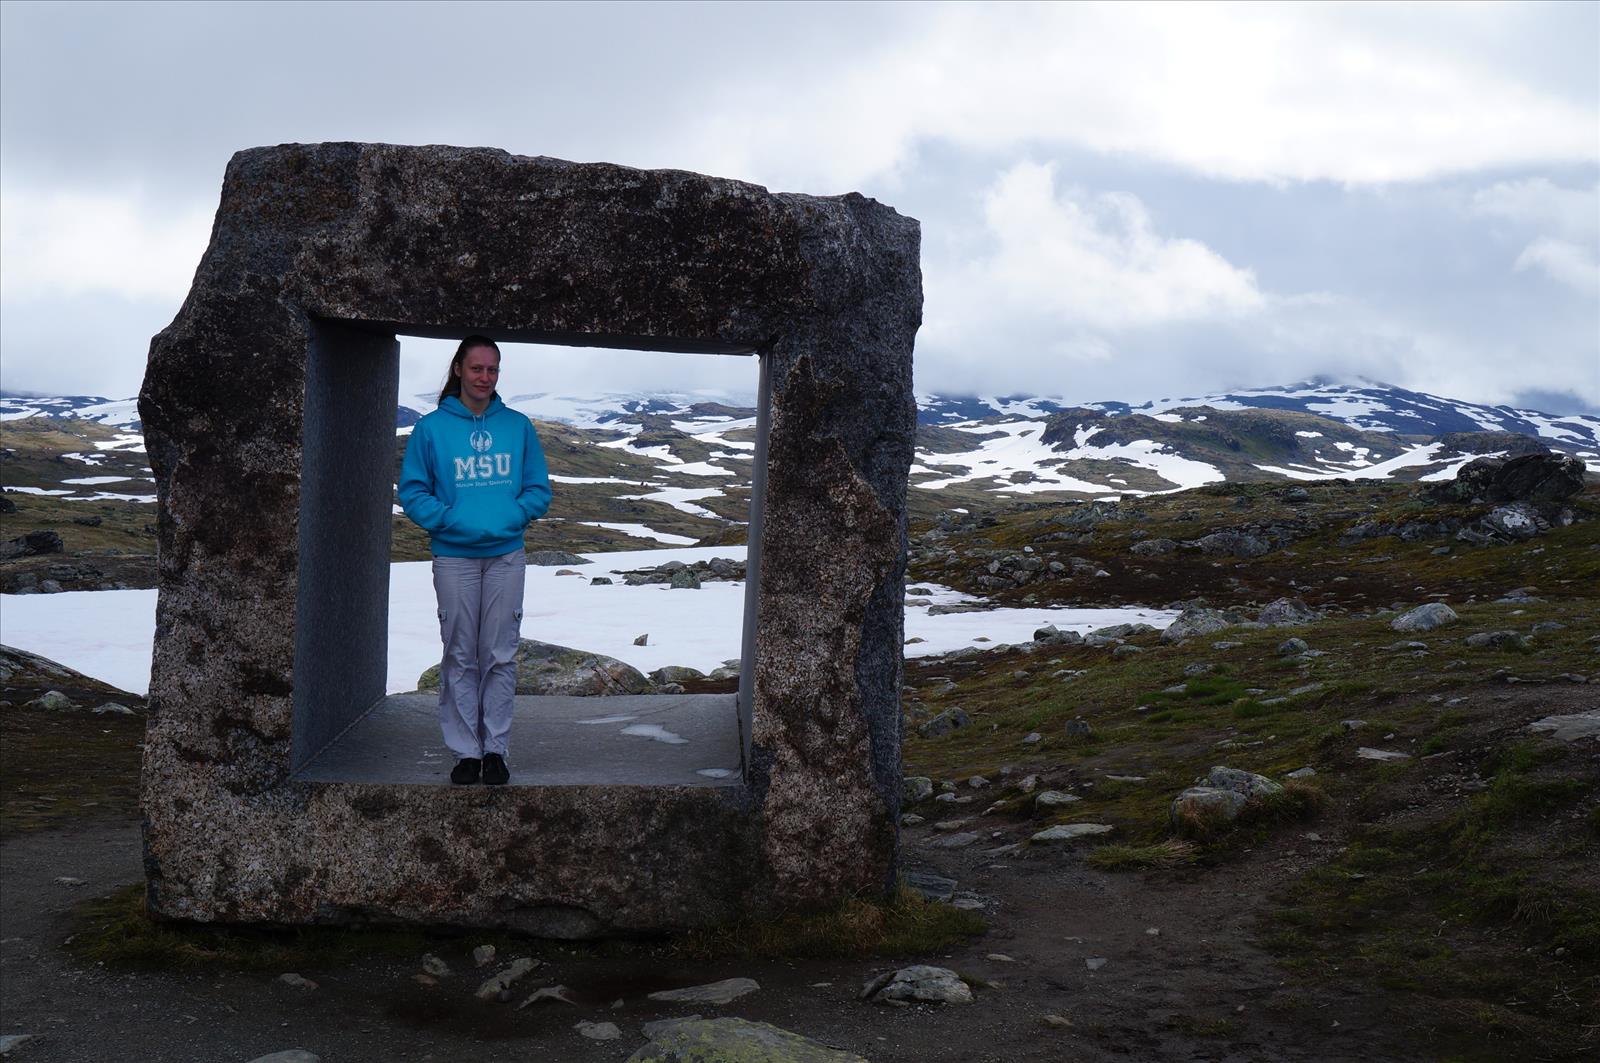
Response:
[293,692,744,787]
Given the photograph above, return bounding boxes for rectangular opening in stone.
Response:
[290,328,767,787]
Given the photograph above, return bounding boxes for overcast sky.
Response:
[2,1,1597,411]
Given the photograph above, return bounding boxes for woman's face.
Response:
[455,345,500,405]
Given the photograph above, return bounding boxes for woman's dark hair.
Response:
[438,335,502,403]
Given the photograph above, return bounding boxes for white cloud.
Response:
[926,161,1263,350]
[1472,178,1600,240]
[0,183,212,303]
[1471,178,1600,296]
[1514,237,1600,296]
[679,3,1599,191]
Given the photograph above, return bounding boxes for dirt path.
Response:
[0,813,1424,1063]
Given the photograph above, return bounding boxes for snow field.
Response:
[1,546,1177,698]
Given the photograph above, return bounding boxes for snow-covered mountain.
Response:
[5,380,1596,507]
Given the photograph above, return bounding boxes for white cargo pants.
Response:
[431,549,526,758]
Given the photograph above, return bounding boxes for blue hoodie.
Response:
[397,395,552,558]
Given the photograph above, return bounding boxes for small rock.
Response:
[1285,767,1316,779]
[1065,717,1093,738]
[647,976,760,1005]
[1085,957,1107,971]
[472,944,497,968]
[1278,637,1309,656]
[968,775,990,789]
[277,973,318,991]
[1021,731,1042,745]
[91,702,135,716]
[1356,747,1412,762]
[27,690,74,712]
[900,813,925,826]
[1042,1014,1072,1028]
[413,974,437,986]
[54,876,86,887]
[1341,719,1366,731]
[633,1018,867,1060]
[1526,712,1600,743]
[633,633,649,646]
[930,831,983,848]
[986,953,1016,963]
[640,1015,702,1037]
[1111,644,1143,657]
[518,985,577,1007]
[475,957,538,1000]
[1199,765,1284,798]
[575,1020,621,1041]
[589,576,613,585]
[1030,823,1114,844]
[244,1053,320,1063]
[1017,773,1040,793]
[902,870,957,903]
[1034,791,1081,809]
[1465,630,1527,650]
[1183,662,1214,677]
[902,776,934,804]
[421,953,450,977]
[861,965,973,1005]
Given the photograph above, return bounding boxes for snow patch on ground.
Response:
[0,546,1179,698]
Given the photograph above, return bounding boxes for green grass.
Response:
[72,880,986,972]
[670,885,987,962]
[1085,839,1199,872]
[70,885,452,970]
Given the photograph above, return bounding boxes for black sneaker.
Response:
[482,752,510,786]
[450,757,482,785]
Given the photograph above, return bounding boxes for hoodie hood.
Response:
[438,394,505,419]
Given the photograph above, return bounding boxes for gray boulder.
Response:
[917,708,971,738]
[860,965,973,1006]
[1481,502,1546,541]
[902,776,934,804]
[1161,606,1237,643]
[1435,452,1585,504]
[646,977,759,1005]
[1170,787,1249,828]
[0,530,64,560]
[1198,765,1283,798]
[1091,622,1156,639]
[1465,630,1527,650]
[1033,624,1084,646]
[1277,637,1310,656]
[649,665,707,685]
[1130,538,1179,556]
[417,639,652,696]
[1391,603,1458,632]
[1030,822,1113,844]
[525,550,591,566]
[1193,529,1270,558]
[1258,597,1320,626]
[626,1017,868,1062]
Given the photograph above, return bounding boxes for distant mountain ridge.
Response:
[4,381,1595,510]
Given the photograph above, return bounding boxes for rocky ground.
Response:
[2,463,1597,1061]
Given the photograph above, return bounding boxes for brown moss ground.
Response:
[0,656,146,837]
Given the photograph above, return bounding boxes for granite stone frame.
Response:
[137,143,921,934]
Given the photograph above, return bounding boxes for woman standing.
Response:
[398,336,552,785]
